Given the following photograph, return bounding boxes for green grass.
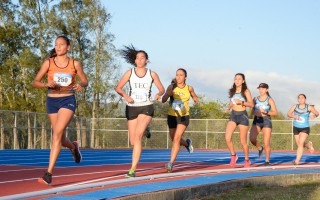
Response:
[204,182,320,200]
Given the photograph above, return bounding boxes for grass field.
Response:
[205,182,320,200]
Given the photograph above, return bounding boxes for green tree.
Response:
[190,97,228,119]
[57,0,119,147]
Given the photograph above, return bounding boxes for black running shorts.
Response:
[252,116,272,129]
[125,104,154,120]
[229,110,249,126]
[167,115,190,129]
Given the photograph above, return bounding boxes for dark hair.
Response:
[177,68,187,77]
[171,78,177,84]
[298,94,306,99]
[266,91,270,96]
[228,73,248,100]
[170,78,177,103]
[257,83,270,96]
[120,44,149,66]
[49,36,70,58]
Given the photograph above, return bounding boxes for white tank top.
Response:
[128,68,154,107]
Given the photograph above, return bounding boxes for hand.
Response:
[193,97,199,104]
[225,107,231,113]
[260,108,267,115]
[154,94,161,101]
[45,80,57,88]
[125,96,134,104]
[73,83,83,92]
[234,99,242,105]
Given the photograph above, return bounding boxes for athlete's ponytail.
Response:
[49,48,57,58]
[49,36,71,58]
[120,44,149,66]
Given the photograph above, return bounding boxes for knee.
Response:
[173,136,181,144]
[52,133,62,142]
[225,137,232,143]
[133,134,143,144]
[241,141,248,147]
[264,141,271,148]
[52,137,62,146]
[225,133,232,142]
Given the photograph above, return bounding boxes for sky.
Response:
[104,0,320,113]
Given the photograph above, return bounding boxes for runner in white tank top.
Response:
[115,45,164,178]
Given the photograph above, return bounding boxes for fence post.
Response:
[167,125,169,149]
[33,113,37,149]
[79,117,82,147]
[128,129,130,148]
[291,120,293,150]
[13,112,17,149]
[206,119,208,149]
[50,125,53,149]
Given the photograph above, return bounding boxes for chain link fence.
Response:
[1,110,320,150]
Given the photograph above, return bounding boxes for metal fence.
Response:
[1,110,320,150]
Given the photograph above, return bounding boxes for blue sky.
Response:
[105,0,320,113]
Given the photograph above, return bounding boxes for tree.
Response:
[58,0,119,147]
[190,97,228,119]
[0,0,119,149]
[86,0,119,147]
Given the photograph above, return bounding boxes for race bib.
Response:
[53,73,72,86]
[231,98,237,105]
[296,116,305,123]
[256,104,266,110]
[172,100,184,111]
[131,91,148,102]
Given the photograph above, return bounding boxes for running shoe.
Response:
[264,161,270,166]
[125,169,136,178]
[292,160,298,165]
[165,162,173,173]
[144,126,151,139]
[230,154,238,167]
[38,172,52,185]
[244,159,251,168]
[185,138,194,153]
[258,146,264,159]
[71,141,82,163]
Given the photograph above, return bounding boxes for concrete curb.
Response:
[116,172,320,200]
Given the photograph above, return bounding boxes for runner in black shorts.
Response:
[162,68,198,173]
[249,83,278,166]
[287,94,319,165]
[115,45,164,178]
[225,73,253,168]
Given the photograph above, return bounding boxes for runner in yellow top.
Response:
[162,68,198,173]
